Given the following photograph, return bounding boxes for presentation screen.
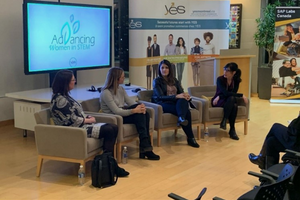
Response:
[23,0,112,74]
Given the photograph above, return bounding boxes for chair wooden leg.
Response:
[174,129,178,137]
[157,130,161,147]
[117,143,122,163]
[197,125,201,140]
[244,120,248,135]
[36,155,43,177]
[113,143,117,159]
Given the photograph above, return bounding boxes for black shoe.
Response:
[177,117,188,126]
[249,153,265,169]
[229,128,239,140]
[140,137,153,152]
[116,166,130,177]
[139,151,160,160]
[187,138,200,148]
[220,118,227,130]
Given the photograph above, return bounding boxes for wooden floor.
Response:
[1,97,300,200]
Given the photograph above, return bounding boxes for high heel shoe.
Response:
[187,138,200,148]
[139,151,160,160]
[177,117,188,126]
[220,118,227,130]
[116,166,130,177]
[248,153,265,169]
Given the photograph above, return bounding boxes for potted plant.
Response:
[254,0,294,99]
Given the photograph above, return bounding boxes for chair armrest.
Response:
[248,171,276,184]
[191,99,202,123]
[34,124,88,159]
[237,97,250,119]
[139,100,164,128]
[191,96,209,122]
[260,169,279,179]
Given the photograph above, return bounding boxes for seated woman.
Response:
[211,62,248,140]
[50,70,129,176]
[152,59,200,148]
[249,114,300,169]
[100,67,160,160]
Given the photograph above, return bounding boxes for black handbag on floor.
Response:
[91,152,118,188]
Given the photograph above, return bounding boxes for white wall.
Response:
[0,0,113,121]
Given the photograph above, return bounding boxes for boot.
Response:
[139,151,160,160]
[229,128,239,140]
[249,153,266,169]
[140,137,153,153]
[116,166,130,177]
[187,138,200,148]
[177,116,188,126]
[220,117,227,130]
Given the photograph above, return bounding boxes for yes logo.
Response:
[165,2,185,15]
[61,15,80,45]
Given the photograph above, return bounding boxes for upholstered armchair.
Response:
[137,90,202,147]
[81,98,155,163]
[34,108,117,177]
[188,85,249,135]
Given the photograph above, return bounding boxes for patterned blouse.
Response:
[50,93,104,138]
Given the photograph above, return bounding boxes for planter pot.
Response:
[258,67,272,100]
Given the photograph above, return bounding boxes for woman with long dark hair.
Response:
[152,59,200,148]
[50,70,129,176]
[175,37,187,85]
[100,67,160,160]
[211,62,248,140]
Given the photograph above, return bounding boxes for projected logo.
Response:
[69,57,77,67]
[50,15,96,52]
[61,15,80,45]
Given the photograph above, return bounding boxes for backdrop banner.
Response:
[129,0,230,90]
[271,6,300,103]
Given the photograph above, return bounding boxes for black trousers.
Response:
[223,96,238,130]
[264,123,293,164]
[87,123,118,154]
[158,98,194,138]
[122,104,151,142]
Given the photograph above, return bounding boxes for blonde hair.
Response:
[103,67,124,95]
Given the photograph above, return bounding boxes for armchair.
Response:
[137,90,202,147]
[188,85,249,135]
[34,108,117,177]
[81,98,155,163]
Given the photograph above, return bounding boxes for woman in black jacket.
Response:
[152,59,200,148]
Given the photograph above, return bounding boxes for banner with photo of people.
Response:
[271,7,300,103]
[128,0,230,90]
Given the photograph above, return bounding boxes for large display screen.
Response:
[23,0,112,74]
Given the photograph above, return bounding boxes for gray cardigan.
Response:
[100,86,136,116]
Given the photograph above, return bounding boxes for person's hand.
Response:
[133,105,146,114]
[243,95,249,104]
[85,116,96,124]
[212,96,219,106]
[183,93,191,101]
[176,93,186,99]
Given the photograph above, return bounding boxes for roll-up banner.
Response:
[272,7,300,103]
[129,0,230,90]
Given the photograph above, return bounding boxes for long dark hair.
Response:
[176,37,185,48]
[224,62,242,83]
[158,59,175,85]
[52,70,74,96]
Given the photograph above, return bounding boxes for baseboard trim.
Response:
[0,119,14,127]
[251,93,258,97]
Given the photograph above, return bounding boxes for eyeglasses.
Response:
[224,68,231,72]
[71,79,76,82]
